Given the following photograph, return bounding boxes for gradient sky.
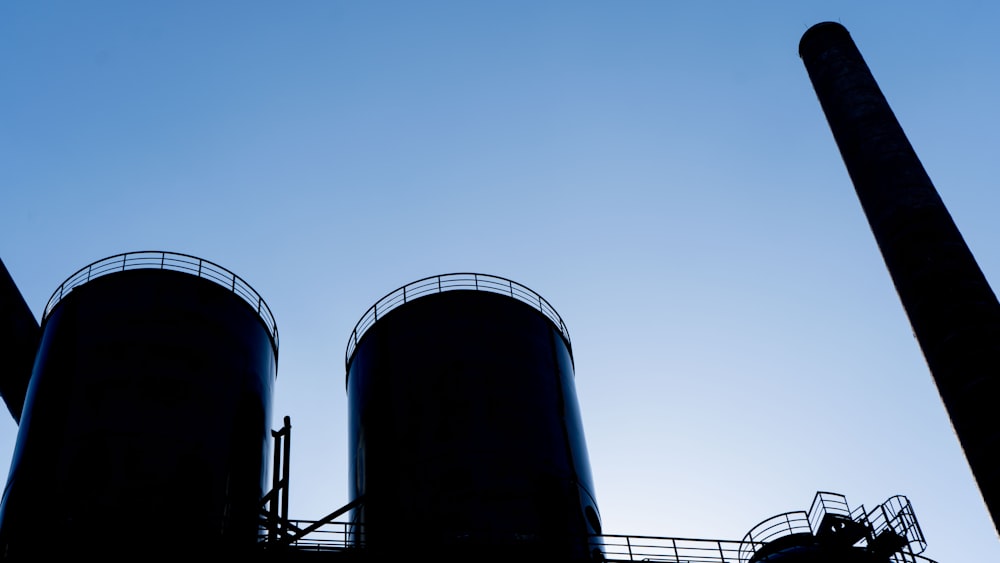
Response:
[2,2,999,561]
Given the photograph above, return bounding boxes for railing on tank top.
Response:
[41,250,279,355]
[345,272,571,370]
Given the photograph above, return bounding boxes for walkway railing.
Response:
[264,521,939,563]
[599,534,745,563]
[345,273,571,370]
[737,492,928,563]
[737,510,811,563]
[42,251,279,355]
[868,495,927,555]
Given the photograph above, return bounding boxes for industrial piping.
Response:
[799,21,1000,535]
[0,258,38,423]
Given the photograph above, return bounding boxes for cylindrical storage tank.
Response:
[345,273,602,562]
[0,251,278,558]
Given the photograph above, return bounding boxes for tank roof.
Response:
[345,272,570,371]
[42,250,278,356]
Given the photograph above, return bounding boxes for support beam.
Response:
[0,258,39,423]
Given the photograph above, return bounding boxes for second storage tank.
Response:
[345,273,602,561]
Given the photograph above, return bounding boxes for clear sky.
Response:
[2,2,999,561]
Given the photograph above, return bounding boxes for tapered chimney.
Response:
[799,21,1000,535]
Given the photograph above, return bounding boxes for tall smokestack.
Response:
[798,21,1000,535]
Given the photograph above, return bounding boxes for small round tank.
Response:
[345,273,602,562]
[0,251,278,558]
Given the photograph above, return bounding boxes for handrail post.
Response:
[281,415,291,528]
[265,416,293,543]
[626,535,633,561]
[269,426,282,541]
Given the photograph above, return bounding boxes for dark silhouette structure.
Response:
[0,258,39,423]
[799,21,1000,535]
[0,252,278,558]
[344,274,601,561]
[738,492,925,563]
[0,255,936,562]
[0,255,935,562]
[0,22,960,563]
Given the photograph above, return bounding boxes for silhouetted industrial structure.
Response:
[344,275,600,561]
[0,253,277,558]
[799,21,1000,536]
[0,255,935,562]
[0,259,38,424]
[0,20,976,563]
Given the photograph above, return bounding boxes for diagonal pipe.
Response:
[0,258,39,423]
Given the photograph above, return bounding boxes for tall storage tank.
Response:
[0,251,278,558]
[345,273,602,561]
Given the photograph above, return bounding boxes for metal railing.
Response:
[736,492,932,563]
[259,522,939,563]
[345,273,571,370]
[265,519,356,552]
[808,491,859,534]
[737,511,811,563]
[600,534,746,563]
[42,251,278,355]
[266,520,749,561]
[868,495,927,555]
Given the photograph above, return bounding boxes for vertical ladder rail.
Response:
[265,416,292,543]
[281,415,291,528]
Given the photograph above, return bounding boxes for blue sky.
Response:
[2,2,999,561]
